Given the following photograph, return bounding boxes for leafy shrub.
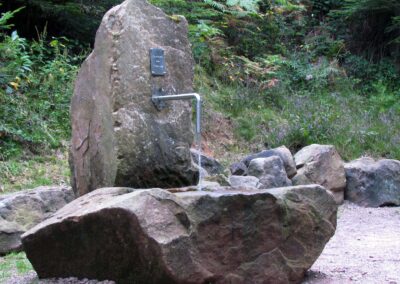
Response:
[334,0,400,62]
[1,0,121,44]
[343,55,400,94]
[0,31,32,88]
[0,10,82,160]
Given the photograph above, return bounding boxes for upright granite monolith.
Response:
[69,0,198,196]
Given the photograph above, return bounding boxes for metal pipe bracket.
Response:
[152,88,167,110]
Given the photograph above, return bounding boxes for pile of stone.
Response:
[222,144,400,208]
[225,144,346,204]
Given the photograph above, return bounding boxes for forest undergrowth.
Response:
[1,0,400,191]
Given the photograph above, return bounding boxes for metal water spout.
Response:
[152,91,203,190]
[149,47,203,190]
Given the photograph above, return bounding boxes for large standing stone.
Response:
[248,156,292,189]
[292,144,346,204]
[22,185,337,284]
[345,157,400,207]
[69,0,198,196]
[0,186,74,255]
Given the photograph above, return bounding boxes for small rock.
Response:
[241,146,297,178]
[203,174,230,186]
[229,161,248,176]
[292,144,346,204]
[194,164,209,178]
[248,156,292,189]
[229,175,260,188]
[190,149,224,175]
[200,181,222,190]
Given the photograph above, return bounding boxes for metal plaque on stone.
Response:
[150,48,166,76]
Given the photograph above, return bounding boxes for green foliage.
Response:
[343,55,400,94]
[387,16,400,43]
[303,27,346,59]
[308,0,344,19]
[223,14,282,59]
[0,6,24,30]
[339,0,399,15]
[0,10,82,160]
[176,0,400,162]
[4,0,121,43]
[226,0,260,12]
[368,82,400,113]
[197,43,400,160]
[0,252,33,282]
[0,31,32,87]
[0,148,70,192]
[189,21,223,68]
[1,0,399,167]
[333,0,400,61]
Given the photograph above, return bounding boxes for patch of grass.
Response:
[0,146,70,193]
[266,89,400,161]
[194,66,261,164]
[0,252,34,282]
[196,63,400,162]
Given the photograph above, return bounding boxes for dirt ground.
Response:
[303,201,400,284]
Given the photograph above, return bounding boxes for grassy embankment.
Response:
[1,0,400,192]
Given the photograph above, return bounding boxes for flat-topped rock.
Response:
[345,157,400,207]
[69,0,197,196]
[22,185,337,284]
[0,186,74,255]
[292,144,346,204]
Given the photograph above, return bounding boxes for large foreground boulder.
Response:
[0,186,74,255]
[69,0,197,196]
[22,185,337,284]
[345,157,400,207]
[292,144,346,204]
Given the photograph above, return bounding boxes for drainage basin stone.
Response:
[22,185,337,284]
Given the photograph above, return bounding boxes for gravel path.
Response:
[303,202,400,284]
[5,273,115,284]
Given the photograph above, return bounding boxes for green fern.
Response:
[226,0,260,12]
[203,0,228,13]
[0,6,24,30]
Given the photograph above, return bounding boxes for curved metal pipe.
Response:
[152,92,203,190]
[152,93,201,134]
